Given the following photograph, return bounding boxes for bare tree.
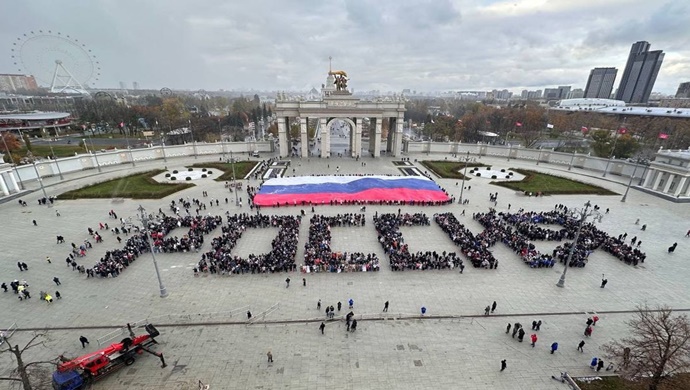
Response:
[1,333,56,390]
[603,305,690,390]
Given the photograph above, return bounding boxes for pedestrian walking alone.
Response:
[337,301,342,311]
[53,277,61,286]
[247,311,252,320]
[500,359,507,372]
[302,278,306,286]
[484,305,491,316]
[285,277,290,288]
[491,301,497,313]
[79,336,89,348]
[383,301,389,312]
[348,298,354,309]
[267,351,273,363]
[319,322,325,334]
[55,291,61,299]
[550,342,558,354]
[317,299,321,310]
[506,323,511,334]
[530,334,538,348]
[577,340,585,352]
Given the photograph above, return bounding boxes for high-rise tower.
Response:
[615,41,664,104]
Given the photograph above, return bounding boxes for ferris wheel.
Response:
[10,30,100,94]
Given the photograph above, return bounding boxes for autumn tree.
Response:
[160,97,190,131]
[0,333,56,390]
[590,130,640,158]
[603,305,690,390]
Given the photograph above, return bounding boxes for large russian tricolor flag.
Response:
[253,176,450,206]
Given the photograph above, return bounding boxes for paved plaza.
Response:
[1,152,689,389]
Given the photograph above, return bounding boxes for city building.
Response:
[544,86,571,100]
[615,41,664,104]
[133,81,140,90]
[584,67,618,99]
[638,148,690,202]
[520,89,543,100]
[675,82,690,98]
[0,74,39,92]
[567,88,585,99]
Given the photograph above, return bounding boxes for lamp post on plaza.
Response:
[189,119,197,159]
[136,205,169,298]
[85,131,102,173]
[42,127,64,180]
[31,159,50,206]
[556,201,602,288]
[230,150,239,206]
[1,130,25,190]
[621,159,646,202]
[602,135,620,178]
[459,151,470,204]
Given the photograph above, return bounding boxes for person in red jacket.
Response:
[530,333,538,348]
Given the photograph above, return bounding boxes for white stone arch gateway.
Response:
[274,73,406,158]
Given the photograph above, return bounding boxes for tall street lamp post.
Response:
[31,160,50,206]
[42,128,64,180]
[137,205,168,298]
[230,151,239,206]
[86,132,102,173]
[459,151,470,204]
[556,201,602,288]
[621,159,644,202]
[602,134,620,177]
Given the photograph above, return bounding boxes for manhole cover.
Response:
[414,360,423,367]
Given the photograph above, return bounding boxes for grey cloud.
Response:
[0,0,687,94]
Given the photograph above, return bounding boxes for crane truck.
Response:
[52,324,166,390]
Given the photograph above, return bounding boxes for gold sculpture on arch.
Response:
[329,70,348,91]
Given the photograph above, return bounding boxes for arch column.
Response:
[319,117,329,158]
[663,174,676,193]
[652,171,664,191]
[353,118,362,158]
[372,118,382,157]
[674,177,688,197]
[300,117,308,158]
[392,114,404,156]
[277,117,288,158]
[643,169,655,188]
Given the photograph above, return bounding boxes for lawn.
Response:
[57,169,194,200]
[420,160,487,180]
[189,161,257,181]
[491,169,618,195]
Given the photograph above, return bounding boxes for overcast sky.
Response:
[1,0,689,94]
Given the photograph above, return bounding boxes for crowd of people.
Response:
[196,214,300,275]
[435,213,497,269]
[302,214,379,273]
[373,212,462,271]
[471,206,646,268]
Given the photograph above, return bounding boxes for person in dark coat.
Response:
[517,328,525,342]
[319,322,325,334]
[597,359,605,371]
[668,243,677,253]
